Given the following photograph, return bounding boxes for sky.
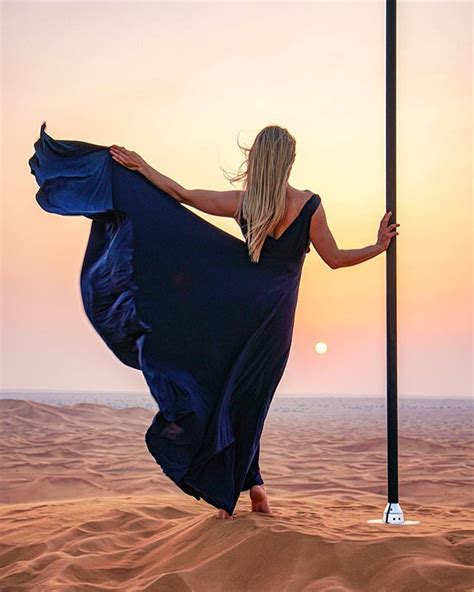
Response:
[1,1,472,398]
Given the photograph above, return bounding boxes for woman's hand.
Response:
[109,145,147,174]
[377,211,400,251]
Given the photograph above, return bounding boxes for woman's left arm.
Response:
[109,145,239,217]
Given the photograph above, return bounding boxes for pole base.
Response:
[367,503,420,525]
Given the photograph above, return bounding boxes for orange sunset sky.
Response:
[1,1,472,398]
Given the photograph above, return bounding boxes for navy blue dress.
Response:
[28,122,321,515]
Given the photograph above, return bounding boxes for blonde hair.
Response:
[222,124,296,263]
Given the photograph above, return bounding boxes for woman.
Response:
[29,123,399,520]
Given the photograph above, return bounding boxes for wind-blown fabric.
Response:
[28,122,321,514]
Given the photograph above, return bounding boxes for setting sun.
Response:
[314,342,328,354]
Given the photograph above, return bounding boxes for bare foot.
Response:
[249,485,273,514]
[216,508,234,520]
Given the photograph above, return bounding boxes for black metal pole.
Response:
[386,0,398,507]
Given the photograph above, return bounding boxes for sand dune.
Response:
[1,398,472,591]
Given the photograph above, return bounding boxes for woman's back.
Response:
[237,191,322,262]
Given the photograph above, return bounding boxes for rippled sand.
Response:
[1,397,472,591]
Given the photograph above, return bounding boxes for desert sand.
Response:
[0,396,472,591]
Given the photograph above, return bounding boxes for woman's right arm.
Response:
[309,204,399,269]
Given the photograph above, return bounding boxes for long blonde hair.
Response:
[222,124,296,263]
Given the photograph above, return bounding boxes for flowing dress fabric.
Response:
[28,123,321,515]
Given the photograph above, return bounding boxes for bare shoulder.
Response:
[289,188,323,215]
[290,186,319,204]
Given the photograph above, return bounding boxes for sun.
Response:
[314,341,328,354]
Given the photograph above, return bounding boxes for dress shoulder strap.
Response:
[307,193,322,216]
[301,194,322,254]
